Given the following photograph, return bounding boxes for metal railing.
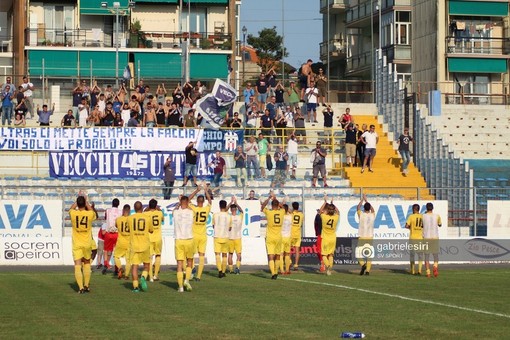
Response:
[446,36,510,55]
[320,39,346,59]
[0,35,13,53]
[24,27,232,50]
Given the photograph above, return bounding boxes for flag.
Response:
[123,65,132,81]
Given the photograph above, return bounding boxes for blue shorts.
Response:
[185,163,197,177]
[365,148,377,157]
[307,103,317,112]
[257,93,268,103]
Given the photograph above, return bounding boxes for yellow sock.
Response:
[410,262,415,274]
[177,272,184,288]
[359,259,366,267]
[418,261,423,274]
[285,255,291,273]
[366,261,372,272]
[433,261,438,268]
[154,256,161,277]
[228,264,234,272]
[74,265,84,290]
[198,255,205,279]
[275,259,281,273]
[221,257,227,273]
[148,258,153,278]
[141,270,148,279]
[236,260,241,269]
[133,280,139,289]
[125,259,131,277]
[83,263,91,287]
[215,254,221,271]
[279,254,284,272]
[322,255,329,268]
[185,266,192,281]
[269,260,275,275]
[114,257,122,270]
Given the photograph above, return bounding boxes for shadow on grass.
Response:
[388,268,411,275]
[68,282,79,292]
[160,280,179,290]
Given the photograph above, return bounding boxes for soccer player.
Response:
[189,185,212,281]
[213,199,231,278]
[228,197,243,274]
[405,203,424,275]
[422,202,442,278]
[290,202,304,271]
[319,199,339,276]
[102,198,122,274]
[145,199,164,282]
[261,192,285,279]
[280,204,293,275]
[69,195,97,293]
[95,228,104,269]
[173,195,195,292]
[357,194,375,276]
[314,209,325,272]
[114,204,132,280]
[128,201,153,292]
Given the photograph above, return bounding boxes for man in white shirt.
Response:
[173,195,195,292]
[422,202,442,278]
[287,134,299,180]
[228,197,243,274]
[102,198,122,274]
[356,194,375,276]
[361,124,379,173]
[305,80,319,123]
[213,200,231,278]
[20,76,35,119]
[244,135,260,179]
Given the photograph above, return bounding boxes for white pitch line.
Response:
[282,277,510,319]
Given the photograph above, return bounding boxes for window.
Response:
[395,11,411,45]
[43,5,74,44]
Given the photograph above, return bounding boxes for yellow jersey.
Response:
[263,207,285,239]
[115,215,130,248]
[291,211,304,239]
[406,213,423,239]
[70,209,96,248]
[145,210,164,242]
[190,204,211,237]
[321,213,339,238]
[128,212,154,252]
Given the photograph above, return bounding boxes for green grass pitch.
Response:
[0,266,509,339]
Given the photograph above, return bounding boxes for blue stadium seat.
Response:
[485,178,497,187]
[497,178,508,187]
[47,192,60,198]
[34,192,45,198]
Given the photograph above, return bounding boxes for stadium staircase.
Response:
[343,115,433,200]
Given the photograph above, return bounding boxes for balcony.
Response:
[320,39,347,60]
[346,51,373,75]
[346,1,376,27]
[320,0,349,14]
[446,36,510,56]
[384,44,411,61]
[0,35,13,53]
[24,27,232,51]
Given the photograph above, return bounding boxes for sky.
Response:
[241,0,322,69]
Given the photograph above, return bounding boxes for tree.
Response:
[247,27,288,73]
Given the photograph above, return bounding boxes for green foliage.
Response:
[131,19,142,33]
[247,26,288,73]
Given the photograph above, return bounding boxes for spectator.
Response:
[234,146,247,187]
[112,95,123,114]
[113,112,124,127]
[274,82,285,110]
[129,95,141,117]
[305,80,319,124]
[182,141,199,187]
[361,125,379,173]
[245,104,259,136]
[311,141,329,188]
[13,112,25,127]
[339,108,353,129]
[15,85,26,119]
[260,109,273,142]
[230,112,243,129]
[255,72,268,111]
[78,98,89,127]
[287,81,300,108]
[271,145,288,195]
[102,102,115,126]
[37,103,54,126]
[356,124,367,167]
[266,68,277,97]
[71,80,83,119]
[293,107,307,145]
[104,84,115,103]
[182,81,193,102]
[88,105,102,127]
[163,157,175,199]
[209,151,227,187]
[117,82,128,104]
[20,76,35,119]
[287,134,298,180]
[172,83,184,108]
[89,82,100,108]
[299,59,313,102]
[97,93,106,115]
[166,103,182,127]
[274,110,287,145]
[1,85,14,125]
[258,133,270,179]
[155,102,166,127]
[120,103,131,126]
[245,135,260,179]
[315,68,328,106]
[183,109,197,128]
[246,189,258,200]
[194,80,206,100]
[266,96,277,120]
[322,104,334,146]
[127,111,139,127]
[345,123,357,167]
[397,127,413,175]
[284,106,295,136]
[1,76,14,95]
[156,83,167,104]
[61,109,77,127]
[243,83,255,109]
